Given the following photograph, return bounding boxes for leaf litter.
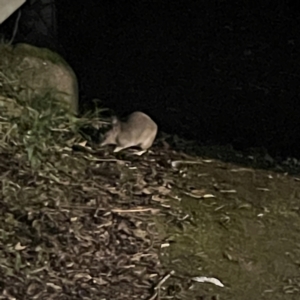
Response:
[0,89,190,299]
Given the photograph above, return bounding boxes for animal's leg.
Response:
[113,146,127,152]
[140,134,156,151]
[132,149,147,156]
[132,136,155,156]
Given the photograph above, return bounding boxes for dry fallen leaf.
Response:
[46,282,62,291]
[192,276,224,287]
[190,189,207,196]
[142,187,153,195]
[15,242,27,251]
[133,229,148,240]
[220,189,237,194]
[151,194,168,203]
[156,186,171,195]
[183,191,216,199]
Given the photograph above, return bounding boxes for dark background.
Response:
[4,0,300,157]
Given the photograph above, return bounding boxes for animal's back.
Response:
[118,111,157,146]
[121,111,157,132]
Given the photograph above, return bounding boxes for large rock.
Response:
[0,43,78,114]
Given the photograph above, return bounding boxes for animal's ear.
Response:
[111,116,118,125]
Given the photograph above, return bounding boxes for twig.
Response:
[9,10,21,44]
[171,160,203,168]
[112,208,160,213]
[148,270,175,300]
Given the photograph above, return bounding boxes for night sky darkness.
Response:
[6,0,300,157]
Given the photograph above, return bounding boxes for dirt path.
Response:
[156,154,300,300]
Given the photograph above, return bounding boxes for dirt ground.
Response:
[155,145,300,300]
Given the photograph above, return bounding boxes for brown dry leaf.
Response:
[190,189,207,196]
[46,283,62,291]
[256,187,270,192]
[152,195,168,203]
[73,273,92,281]
[183,191,216,199]
[92,277,109,286]
[106,186,125,196]
[171,160,203,168]
[142,187,153,195]
[202,194,216,198]
[162,178,174,187]
[118,220,132,235]
[14,242,27,251]
[182,188,216,199]
[230,167,253,172]
[26,282,42,296]
[202,159,214,163]
[79,140,87,147]
[133,228,148,240]
[156,186,171,195]
[220,189,237,193]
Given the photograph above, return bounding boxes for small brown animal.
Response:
[100,111,158,155]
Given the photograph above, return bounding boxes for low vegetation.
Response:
[0,87,177,299]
